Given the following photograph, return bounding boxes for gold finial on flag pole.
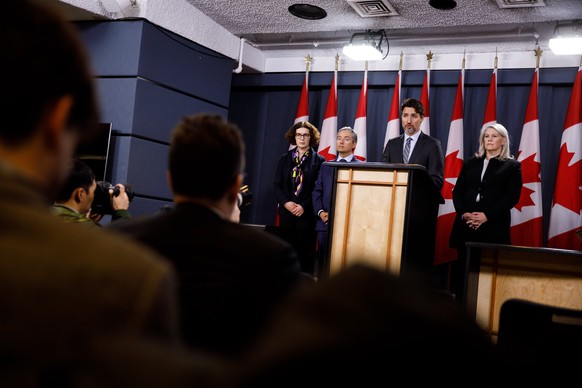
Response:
[399,51,403,71]
[305,54,313,72]
[462,49,466,70]
[426,50,433,69]
[335,53,340,71]
[534,46,543,69]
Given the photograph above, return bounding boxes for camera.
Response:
[92,181,135,215]
[237,185,252,208]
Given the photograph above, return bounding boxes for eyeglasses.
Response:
[296,133,310,139]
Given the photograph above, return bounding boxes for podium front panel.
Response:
[329,166,409,275]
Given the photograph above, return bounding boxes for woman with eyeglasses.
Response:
[273,121,325,274]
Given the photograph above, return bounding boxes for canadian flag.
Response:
[510,67,543,247]
[318,69,338,161]
[353,66,368,161]
[384,68,401,148]
[289,71,310,150]
[434,68,465,265]
[548,65,582,251]
[277,69,310,224]
[483,66,497,128]
[420,67,431,135]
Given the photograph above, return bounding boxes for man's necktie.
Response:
[403,137,412,164]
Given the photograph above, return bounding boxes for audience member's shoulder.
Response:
[57,214,170,273]
[233,264,499,387]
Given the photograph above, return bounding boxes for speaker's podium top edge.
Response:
[325,161,427,172]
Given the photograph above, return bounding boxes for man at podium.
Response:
[381,98,444,191]
[313,127,361,277]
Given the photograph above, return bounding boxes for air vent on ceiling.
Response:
[347,0,399,18]
[494,0,546,9]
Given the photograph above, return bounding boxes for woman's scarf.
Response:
[291,148,309,196]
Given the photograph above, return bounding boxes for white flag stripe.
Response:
[437,199,455,217]
[518,120,542,162]
[549,204,582,237]
[561,122,582,165]
[510,182,543,226]
[385,119,400,145]
[353,117,367,160]
[446,118,464,158]
[294,115,309,124]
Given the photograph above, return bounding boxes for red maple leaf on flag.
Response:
[514,185,536,212]
[513,152,542,211]
[552,145,582,214]
[441,150,464,199]
[518,152,542,184]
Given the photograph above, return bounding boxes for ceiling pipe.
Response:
[233,38,246,73]
[248,31,538,48]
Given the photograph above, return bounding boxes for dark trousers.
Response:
[315,230,329,279]
[448,248,468,305]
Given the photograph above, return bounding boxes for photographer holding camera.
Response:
[52,159,132,227]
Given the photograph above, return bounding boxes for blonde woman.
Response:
[448,123,522,300]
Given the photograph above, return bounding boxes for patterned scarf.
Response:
[292,148,309,196]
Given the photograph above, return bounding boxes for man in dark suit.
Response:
[0,1,180,384]
[107,114,307,359]
[381,98,444,190]
[312,127,361,278]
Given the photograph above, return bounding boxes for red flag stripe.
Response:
[384,70,401,147]
[434,68,464,265]
[510,67,543,247]
[420,69,430,135]
[482,68,497,127]
[548,66,582,250]
[318,70,338,161]
[353,68,368,161]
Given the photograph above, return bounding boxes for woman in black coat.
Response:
[448,123,522,299]
[274,121,325,231]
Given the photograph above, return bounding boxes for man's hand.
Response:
[110,183,130,211]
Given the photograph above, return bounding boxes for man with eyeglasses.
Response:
[312,127,361,278]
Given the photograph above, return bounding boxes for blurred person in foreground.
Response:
[231,264,501,388]
[0,0,182,384]
[107,113,308,359]
[52,158,131,227]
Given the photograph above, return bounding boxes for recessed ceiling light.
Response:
[288,4,327,20]
[429,0,457,10]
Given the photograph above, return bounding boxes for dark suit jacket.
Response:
[0,166,179,384]
[449,156,522,248]
[107,203,305,358]
[274,147,325,220]
[381,132,444,190]
[312,158,361,233]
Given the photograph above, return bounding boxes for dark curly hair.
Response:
[284,121,320,148]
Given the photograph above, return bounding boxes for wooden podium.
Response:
[465,242,582,341]
[326,162,443,280]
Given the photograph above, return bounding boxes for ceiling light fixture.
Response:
[429,0,457,10]
[288,4,327,20]
[549,21,582,55]
[343,30,389,61]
